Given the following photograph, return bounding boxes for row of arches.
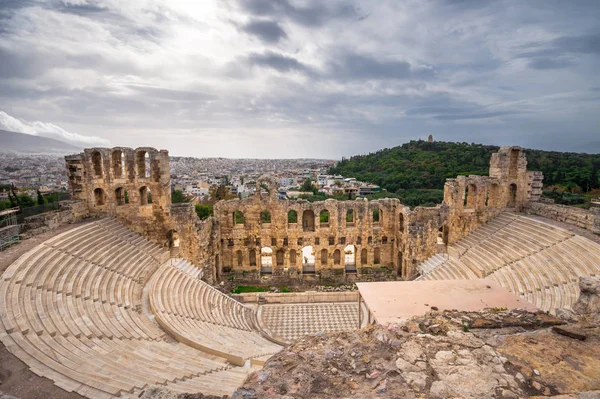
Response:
[91,150,155,180]
[229,245,387,272]
[93,186,152,206]
[463,182,517,210]
[232,208,402,231]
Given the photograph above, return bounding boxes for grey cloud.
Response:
[329,53,436,81]
[528,57,574,70]
[517,32,600,70]
[554,32,600,55]
[241,19,287,43]
[235,0,358,27]
[246,51,311,73]
[126,86,216,103]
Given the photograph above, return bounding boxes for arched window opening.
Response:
[115,187,125,206]
[399,213,404,234]
[344,245,356,273]
[302,209,315,232]
[374,247,381,265]
[92,151,103,177]
[361,248,368,266]
[112,150,124,179]
[302,246,316,274]
[139,186,151,205]
[167,230,179,248]
[236,250,243,267]
[276,249,284,266]
[260,210,271,224]
[144,152,151,178]
[333,249,341,265]
[346,209,354,226]
[320,248,328,266]
[234,210,245,225]
[319,209,329,227]
[290,249,297,266]
[260,247,273,274]
[373,208,381,223]
[288,210,298,224]
[249,249,257,266]
[94,188,105,206]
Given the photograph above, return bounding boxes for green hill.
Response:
[330,141,600,206]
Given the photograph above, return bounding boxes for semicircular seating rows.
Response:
[417,212,600,313]
[148,262,282,366]
[0,218,277,399]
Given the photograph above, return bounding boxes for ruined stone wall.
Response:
[523,202,600,234]
[65,146,172,245]
[168,204,221,284]
[64,145,544,285]
[20,200,90,238]
[214,194,440,281]
[442,146,540,245]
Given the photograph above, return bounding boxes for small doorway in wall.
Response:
[344,245,357,273]
[260,247,273,274]
[302,246,315,274]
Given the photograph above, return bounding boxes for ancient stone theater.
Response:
[1,146,599,398]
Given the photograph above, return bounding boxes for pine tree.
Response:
[37,190,45,205]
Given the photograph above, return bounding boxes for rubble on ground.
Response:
[234,307,600,399]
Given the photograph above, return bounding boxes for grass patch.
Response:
[231,286,266,294]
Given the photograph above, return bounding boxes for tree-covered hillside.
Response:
[330,141,600,194]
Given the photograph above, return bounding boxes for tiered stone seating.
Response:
[418,258,477,281]
[417,254,447,275]
[0,219,262,398]
[416,212,600,313]
[149,263,282,366]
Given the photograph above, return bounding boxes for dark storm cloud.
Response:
[330,53,436,81]
[246,51,311,73]
[241,19,287,43]
[235,0,358,27]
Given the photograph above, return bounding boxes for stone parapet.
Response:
[523,202,600,234]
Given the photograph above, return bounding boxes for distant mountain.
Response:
[0,129,81,155]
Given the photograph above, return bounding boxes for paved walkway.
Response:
[259,302,360,343]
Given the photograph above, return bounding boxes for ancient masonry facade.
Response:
[66,146,543,284]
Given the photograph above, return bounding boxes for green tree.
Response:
[300,178,316,193]
[36,190,45,205]
[195,204,213,220]
[171,190,189,203]
[234,210,245,224]
[0,200,11,211]
[288,210,298,223]
[260,210,271,223]
[18,194,36,208]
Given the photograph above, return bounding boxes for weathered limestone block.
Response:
[572,277,600,321]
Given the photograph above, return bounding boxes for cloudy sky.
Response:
[0,0,599,158]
